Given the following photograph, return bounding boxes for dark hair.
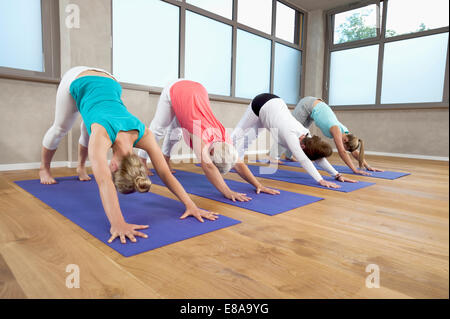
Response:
[302,135,333,161]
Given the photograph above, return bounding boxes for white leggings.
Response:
[138,79,184,160]
[42,66,114,150]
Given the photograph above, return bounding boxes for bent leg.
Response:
[161,119,183,173]
[138,83,176,160]
[230,104,263,160]
[40,66,86,184]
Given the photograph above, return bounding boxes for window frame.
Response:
[0,0,60,84]
[323,0,449,110]
[112,0,306,106]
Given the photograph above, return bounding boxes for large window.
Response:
[112,0,305,104]
[326,0,449,108]
[185,11,232,96]
[113,0,179,87]
[0,0,60,81]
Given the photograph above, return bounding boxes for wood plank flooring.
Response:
[0,154,448,298]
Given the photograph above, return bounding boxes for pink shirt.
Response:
[170,80,230,148]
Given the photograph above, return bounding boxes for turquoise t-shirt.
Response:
[311,102,349,138]
[69,76,146,146]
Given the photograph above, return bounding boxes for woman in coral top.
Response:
[138,79,279,202]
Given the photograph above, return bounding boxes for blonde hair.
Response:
[344,134,365,168]
[211,142,239,174]
[112,153,152,194]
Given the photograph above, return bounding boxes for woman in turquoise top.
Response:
[40,67,218,244]
[273,97,383,175]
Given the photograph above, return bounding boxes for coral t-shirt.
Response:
[170,80,230,148]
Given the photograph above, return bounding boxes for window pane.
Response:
[185,11,232,96]
[0,0,43,72]
[386,0,449,37]
[273,43,302,104]
[381,33,448,104]
[334,4,379,44]
[238,0,272,34]
[113,0,179,87]
[329,45,379,105]
[186,0,233,19]
[276,2,296,43]
[235,30,271,99]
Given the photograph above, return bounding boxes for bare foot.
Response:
[139,157,154,176]
[168,165,176,174]
[77,166,91,181]
[39,168,57,185]
[267,157,283,165]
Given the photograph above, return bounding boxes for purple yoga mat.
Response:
[223,164,375,192]
[150,169,323,216]
[257,160,410,180]
[195,164,374,192]
[15,176,241,257]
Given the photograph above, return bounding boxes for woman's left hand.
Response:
[256,185,280,195]
[180,207,219,223]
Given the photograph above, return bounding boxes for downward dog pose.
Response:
[232,94,357,188]
[272,97,383,175]
[40,67,217,244]
[138,79,280,201]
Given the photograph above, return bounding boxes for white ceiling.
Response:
[288,0,362,11]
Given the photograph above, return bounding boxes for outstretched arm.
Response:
[136,129,218,222]
[199,150,252,202]
[285,134,340,189]
[233,161,280,195]
[331,126,371,176]
[315,157,357,183]
[89,125,149,244]
[351,150,384,172]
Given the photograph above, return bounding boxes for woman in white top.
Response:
[232,94,357,188]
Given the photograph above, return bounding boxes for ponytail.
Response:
[358,139,365,168]
[344,134,365,168]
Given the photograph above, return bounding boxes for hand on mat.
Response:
[256,185,280,195]
[367,166,384,172]
[319,179,340,189]
[180,207,219,223]
[226,191,252,202]
[108,222,149,244]
[355,169,371,176]
[336,176,357,183]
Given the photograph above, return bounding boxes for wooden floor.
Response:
[0,154,448,299]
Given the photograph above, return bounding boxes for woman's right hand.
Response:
[108,222,149,244]
[225,191,252,202]
[319,179,340,189]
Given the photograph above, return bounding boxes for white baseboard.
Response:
[5,149,444,172]
[0,161,70,172]
[332,149,449,162]
[0,150,271,172]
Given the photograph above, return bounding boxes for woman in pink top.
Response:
[139,79,279,202]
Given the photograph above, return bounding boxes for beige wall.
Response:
[0,1,448,166]
[0,79,64,164]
